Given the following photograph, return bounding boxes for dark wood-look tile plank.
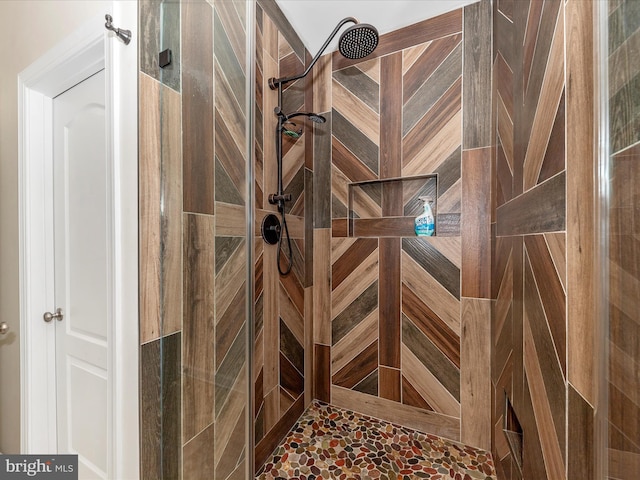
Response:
[215,406,245,480]
[183,213,215,442]
[608,383,640,452]
[402,316,460,401]
[379,367,401,402]
[216,285,245,370]
[402,375,433,411]
[314,112,332,228]
[496,171,566,236]
[332,218,348,237]
[496,139,514,209]
[332,238,378,290]
[495,53,514,117]
[494,3,515,68]
[332,137,378,183]
[523,254,566,455]
[498,0,515,22]
[568,386,595,479]
[280,352,304,398]
[524,234,566,374]
[381,54,402,212]
[436,213,461,237]
[523,0,563,135]
[332,281,378,346]
[403,43,462,137]
[279,50,304,85]
[183,422,215,480]
[332,9,463,71]
[255,395,305,472]
[182,1,214,215]
[463,0,492,149]
[537,91,565,184]
[523,0,544,95]
[353,369,378,396]
[379,238,401,368]
[403,77,462,167]
[332,340,378,389]
[280,319,304,375]
[403,284,460,368]
[257,0,305,61]
[402,238,460,300]
[314,343,331,403]
[214,10,245,109]
[215,109,246,203]
[215,324,247,417]
[280,265,305,316]
[461,147,492,298]
[140,339,162,480]
[352,217,416,237]
[332,109,379,176]
[333,66,380,114]
[404,33,462,103]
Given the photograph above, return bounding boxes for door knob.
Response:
[0,322,8,335]
[43,308,64,323]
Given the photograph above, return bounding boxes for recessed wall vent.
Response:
[503,393,523,477]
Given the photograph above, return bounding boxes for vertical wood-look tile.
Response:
[460,298,491,451]
[379,366,401,403]
[462,147,492,299]
[182,1,214,214]
[379,238,400,369]
[314,228,331,345]
[380,53,402,180]
[315,343,331,403]
[183,424,215,480]
[463,0,493,149]
[183,213,215,442]
[568,385,594,479]
[566,0,596,405]
[161,84,183,335]
[140,339,161,480]
[139,74,162,343]
[263,241,279,395]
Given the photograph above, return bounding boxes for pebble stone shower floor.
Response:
[256,401,497,480]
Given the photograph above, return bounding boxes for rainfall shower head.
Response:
[338,23,379,60]
[268,17,379,90]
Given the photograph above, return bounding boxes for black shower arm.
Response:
[268,17,357,90]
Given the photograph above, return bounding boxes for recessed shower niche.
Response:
[348,174,444,237]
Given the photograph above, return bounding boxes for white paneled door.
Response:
[52,69,110,479]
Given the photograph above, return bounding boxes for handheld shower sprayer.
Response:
[263,18,379,275]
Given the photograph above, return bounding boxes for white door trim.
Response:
[18,4,139,478]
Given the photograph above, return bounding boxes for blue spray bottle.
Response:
[414,196,435,236]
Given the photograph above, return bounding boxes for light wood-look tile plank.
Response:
[460,298,491,451]
[332,309,378,374]
[566,0,596,406]
[331,385,461,442]
[523,4,564,191]
[402,251,460,335]
[139,74,162,343]
[182,213,215,442]
[331,249,378,319]
[402,345,460,418]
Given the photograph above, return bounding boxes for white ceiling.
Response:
[273,0,479,56]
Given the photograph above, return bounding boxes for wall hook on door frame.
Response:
[105,14,131,45]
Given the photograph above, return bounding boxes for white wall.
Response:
[0,0,111,453]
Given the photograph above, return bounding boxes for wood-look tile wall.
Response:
[492,1,598,478]
[303,2,493,450]
[254,0,311,470]
[139,1,249,478]
[608,0,640,477]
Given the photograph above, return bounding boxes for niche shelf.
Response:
[347,174,439,238]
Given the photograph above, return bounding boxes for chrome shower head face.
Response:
[338,23,379,60]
